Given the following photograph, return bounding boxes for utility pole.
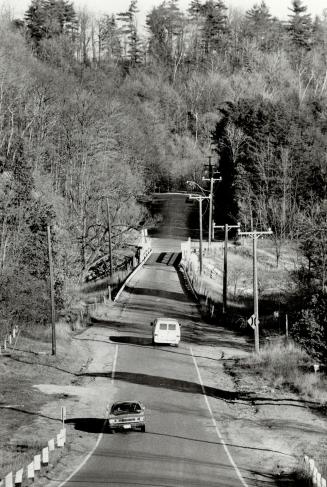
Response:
[47,225,56,356]
[189,194,210,274]
[106,197,113,276]
[238,227,273,353]
[214,223,240,313]
[203,156,221,248]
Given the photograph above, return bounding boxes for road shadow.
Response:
[249,469,306,486]
[80,370,320,410]
[124,285,189,303]
[66,417,108,434]
[109,336,153,346]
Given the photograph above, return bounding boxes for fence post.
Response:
[14,468,23,486]
[27,463,34,481]
[34,454,41,472]
[42,447,49,465]
[4,472,13,487]
[313,466,318,485]
[48,439,55,452]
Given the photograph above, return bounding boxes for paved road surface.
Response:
[61,250,254,487]
[148,193,209,240]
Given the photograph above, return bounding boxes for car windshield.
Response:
[111,402,142,415]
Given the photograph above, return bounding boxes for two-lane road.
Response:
[60,251,253,487]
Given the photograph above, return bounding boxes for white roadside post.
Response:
[14,469,23,486]
[27,462,34,481]
[61,406,66,429]
[42,447,49,466]
[60,428,66,445]
[48,439,55,452]
[34,455,41,472]
[4,472,13,487]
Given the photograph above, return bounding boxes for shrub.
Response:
[291,292,327,359]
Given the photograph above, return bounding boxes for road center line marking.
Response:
[56,344,119,487]
[190,346,249,487]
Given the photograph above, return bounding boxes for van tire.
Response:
[140,425,145,432]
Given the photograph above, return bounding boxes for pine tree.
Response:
[287,0,312,50]
[201,0,228,55]
[24,0,76,48]
[117,0,142,66]
[146,1,184,69]
[188,0,205,65]
[245,1,271,45]
[99,15,122,63]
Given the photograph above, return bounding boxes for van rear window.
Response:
[168,324,176,330]
[159,323,167,330]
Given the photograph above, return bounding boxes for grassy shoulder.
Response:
[224,340,327,482]
[183,241,327,482]
[0,321,91,482]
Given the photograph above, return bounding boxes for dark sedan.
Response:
[108,401,146,432]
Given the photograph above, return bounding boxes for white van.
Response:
[151,317,181,346]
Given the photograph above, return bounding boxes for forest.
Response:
[0,0,326,353]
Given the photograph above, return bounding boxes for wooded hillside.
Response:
[0,0,326,349]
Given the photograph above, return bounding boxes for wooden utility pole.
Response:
[189,194,210,274]
[203,156,221,248]
[253,233,259,352]
[47,225,56,356]
[199,197,203,274]
[213,223,240,313]
[238,228,273,353]
[106,197,113,276]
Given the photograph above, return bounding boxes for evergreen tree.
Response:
[146,1,184,71]
[187,0,205,66]
[245,1,272,49]
[117,0,142,66]
[201,0,229,55]
[24,0,76,49]
[287,0,312,50]
[99,15,122,63]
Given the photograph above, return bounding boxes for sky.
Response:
[4,0,327,25]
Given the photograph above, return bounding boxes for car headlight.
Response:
[109,419,118,424]
[139,416,144,421]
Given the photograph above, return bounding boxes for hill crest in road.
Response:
[147,193,209,240]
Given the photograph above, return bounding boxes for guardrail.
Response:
[0,423,66,487]
[114,245,152,302]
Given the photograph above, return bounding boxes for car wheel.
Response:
[110,428,116,434]
[140,425,145,432]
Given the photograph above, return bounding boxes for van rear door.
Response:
[157,322,168,343]
[167,322,178,343]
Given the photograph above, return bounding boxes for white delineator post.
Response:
[42,447,49,465]
[48,439,55,451]
[14,469,23,485]
[4,472,13,487]
[27,462,34,481]
[34,454,41,472]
